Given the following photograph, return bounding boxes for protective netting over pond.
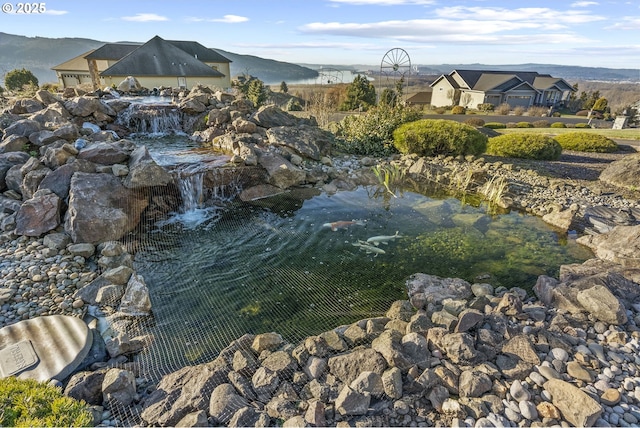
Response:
[118,168,593,383]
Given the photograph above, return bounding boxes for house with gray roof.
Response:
[430,69,575,110]
[52,36,231,91]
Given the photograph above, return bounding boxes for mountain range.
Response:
[1,32,638,87]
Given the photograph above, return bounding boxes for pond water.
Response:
[130,181,593,379]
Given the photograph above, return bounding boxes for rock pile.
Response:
[98,226,640,427]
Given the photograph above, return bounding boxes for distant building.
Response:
[52,35,232,91]
[430,69,575,109]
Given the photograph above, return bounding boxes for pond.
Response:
[129,180,593,379]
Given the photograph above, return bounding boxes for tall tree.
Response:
[4,68,38,91]
[340,74,376,111]
[247,79,267,108]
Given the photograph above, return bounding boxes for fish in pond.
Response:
[352,240,386,256]
[322,220,366,231]
[366,231,402,246]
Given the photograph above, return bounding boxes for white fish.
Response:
[352,240,386,256]
[366,231,402,246]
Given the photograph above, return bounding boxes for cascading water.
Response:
[157,165,243,229]
[117,103,183,135]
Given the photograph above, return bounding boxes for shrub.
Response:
[513,106,525,116]
[495,103,511,115]
[285,98,303,111]
[393,119,488,157]
[332,105,422,156]
[4,68,39,92]
[487,134,561,160]
[516,122,533,128]
[464,117,485,127]
[434,107,447,114]
[484,122,506,129]
[532,120,550,128]
[553,132,618,153]
[550,122,566,128]
[478,103,495,112]
[575,123,590,128]
[527,106,549,117]
[451,105,466,115]
[0,377,93,427]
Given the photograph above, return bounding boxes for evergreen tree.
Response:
[4,68,38,91]
[280,81,288,93]
[340,74,376,111]
[247,79,267,108]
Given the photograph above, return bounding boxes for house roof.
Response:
[100,36,225,77]
[472,74,519,91]
[167,40,231,63]
[533,76,574,91]
[84,43,141,60]
[431,69,576,94]
[431,74,460,89]
[52,49,95,71]
[406,91,432,104]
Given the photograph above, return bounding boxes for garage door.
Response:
[506,95,532,108]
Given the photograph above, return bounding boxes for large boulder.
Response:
[77,140,135,165]
[406,273,473,310]
[266,125,333,161]
[250,105,313,128]
[64,96,116,118]
[599,152,640,190]
[65,172,148,244]
[141,360,230,427]
[29,104,72,127]
[257,151,305,189]
[123,146,174,189]
[577,224,640,268]
[15,189,62,236]
[3,119,41,139]
[543,379,602,427]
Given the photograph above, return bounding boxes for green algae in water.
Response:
[132,186,592,377]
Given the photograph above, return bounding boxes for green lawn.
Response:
[495,127,640,141]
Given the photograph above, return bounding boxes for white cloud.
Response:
[435,6,605,25]
[186,15,249,23]
[571,1,598,7]
[328,0,434,5]
[212,14,249,23]
[605,16,640,30]
[121,13,169,22]
[43,9,68,15]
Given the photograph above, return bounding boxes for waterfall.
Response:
[117,103,183,135]
[176,169,205,213]
[157,166,242,229]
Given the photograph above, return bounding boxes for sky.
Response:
[1,0,639,69]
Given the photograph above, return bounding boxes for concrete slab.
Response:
[0,315,93,381]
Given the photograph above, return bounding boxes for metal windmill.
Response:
[378,48,411,105]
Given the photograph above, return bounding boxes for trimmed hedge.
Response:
[575,123,590,128]
[553,132,619,153]
[516,122,533,128]
[451,105,466,115]
[484,122,506,129]
[393,119,488,157]
[486,134,562,160]
[550,122,567,128]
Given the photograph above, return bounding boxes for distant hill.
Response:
[0,32,103,83]
[0,32,318,86]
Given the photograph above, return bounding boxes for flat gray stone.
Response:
[0,315,92,381]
